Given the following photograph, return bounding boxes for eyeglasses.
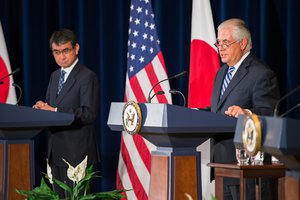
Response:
[214,40,239,49]
[52,48,73,56]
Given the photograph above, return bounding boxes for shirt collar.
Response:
[230,51,250,77]
[60,58,78,83]
[61,58,78,74]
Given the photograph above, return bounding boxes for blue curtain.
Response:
[1,0,299,191]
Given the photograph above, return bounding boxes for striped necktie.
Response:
[57,70,66,95]
[220,67,235,98]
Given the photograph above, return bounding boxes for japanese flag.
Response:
[0,21,16,104]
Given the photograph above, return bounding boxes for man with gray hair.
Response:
[210,18,280,199]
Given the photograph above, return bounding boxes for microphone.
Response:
[274,85,300,117]
[12,83,22,105]
[279,103,300,117]
[169,89,186,107]
[0,68,21,84]
[148,91,165,103]
[147,71,187,103]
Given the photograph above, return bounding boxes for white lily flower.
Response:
[62,156,88,184]
[46,159,53,184]
[184,193,193,200]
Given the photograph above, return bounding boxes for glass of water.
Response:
[236,148,250,165]
[250,151,264,165]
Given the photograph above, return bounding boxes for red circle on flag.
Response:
[0,56,9,103]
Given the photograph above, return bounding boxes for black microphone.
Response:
[12,83,22,105]
[169,89,186,107]
[148,91,165,103]
[147,71,187,103]
[274,85,300,117]
[0,68,21,84]
[279,103,300,117]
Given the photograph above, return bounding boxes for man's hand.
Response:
[33,100,56,111]
[225,105,252,118]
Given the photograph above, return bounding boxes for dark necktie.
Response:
[57,70,66,95]
[220,67,235,98]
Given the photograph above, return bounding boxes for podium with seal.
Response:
[234,114,300,200]
[107,102,237,199]
[0,103,74,200]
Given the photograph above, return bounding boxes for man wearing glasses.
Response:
[33,29,99,198]
[210,18,280,199]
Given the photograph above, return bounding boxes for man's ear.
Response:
[240,38,248,50]
[75,43,80,55]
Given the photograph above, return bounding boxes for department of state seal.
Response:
[122,100,142,135]
[242,114,262,156]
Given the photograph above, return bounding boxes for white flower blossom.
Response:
[184,193,193,200]
[46,159,53,184]
[62,156,88,184]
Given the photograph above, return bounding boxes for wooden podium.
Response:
[107,102,237,199]
[234,115,300,200]
[0,103,74,200]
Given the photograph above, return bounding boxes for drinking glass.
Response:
[250,151,264,165]
[236,148,250,165]
[272,156,280,164]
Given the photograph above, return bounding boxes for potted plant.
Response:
[16,156,126,200]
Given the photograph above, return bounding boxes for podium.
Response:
[107,102,236,199]
[234,115,300,199]
[0,103,74,200]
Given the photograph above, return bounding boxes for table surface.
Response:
[208,162,286,170]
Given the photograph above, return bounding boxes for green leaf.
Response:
[79,190,126,200]
[52,178,73,194]
[15,163,127,200]
[73,172,100,195]
[38,177,52,191]
[86,164,94,175]
[15,178,59,200]
[211,195,217,200]
[44,173,72,194]
[15,190,58,200]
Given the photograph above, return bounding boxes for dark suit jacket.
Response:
[46,62,100,167]
[210,53,280,184]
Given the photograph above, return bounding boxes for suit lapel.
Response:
[55,63,80,105]
[50,70,60,103]
[216,66,228,101]
[216,54,253,110]
[211,66,228,109]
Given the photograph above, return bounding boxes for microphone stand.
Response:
[279,103,300,117]
[0,68,21,84]
[147,71,187,103]
[149,91,165,103]
[274,85,300,117]
[12,83,22,105]
[169,89,186,107]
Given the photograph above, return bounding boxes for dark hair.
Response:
[49,28,77,49]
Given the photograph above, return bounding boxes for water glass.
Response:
[250,151,264,165]
[272,156,280,164]
[236,148,250,165]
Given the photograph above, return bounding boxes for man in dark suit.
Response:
[211,18,280,199]
[33,29,99,197]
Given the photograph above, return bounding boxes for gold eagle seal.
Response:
[122,100,142,135]
[242,114,262,156]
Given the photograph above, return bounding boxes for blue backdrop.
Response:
[1,0,299,191]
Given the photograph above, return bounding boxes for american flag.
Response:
[117,0,172,199]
